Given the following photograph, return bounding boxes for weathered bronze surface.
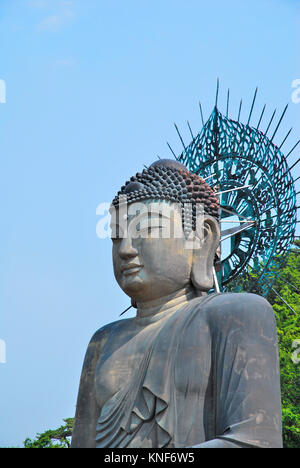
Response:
[71,161,282,448]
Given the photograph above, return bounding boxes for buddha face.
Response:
[111,199,219,303]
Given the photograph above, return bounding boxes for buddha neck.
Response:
[136,286,201,319]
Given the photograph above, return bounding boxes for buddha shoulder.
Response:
[195,292,276,333]
[83,317,134,362]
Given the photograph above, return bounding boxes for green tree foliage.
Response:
[266,240,300,448]
[23,418,74,448]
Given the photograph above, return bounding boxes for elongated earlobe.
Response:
[191,216,220,291]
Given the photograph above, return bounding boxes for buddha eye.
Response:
[135,225,166,239]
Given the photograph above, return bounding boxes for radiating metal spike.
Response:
[279,277,300,294]
[215,78,220,107]
[237,99,242,122]
[226,89,230,118]
[271,287,297,315]
[199,102,205,127]
[282,157,300,177]
[220,206,253,221]
[215,184,251,196]
[174,123,186,150]
[187,121,194,139]
[213,267,220,293]
[203,173,216,181]
[119,305,133,317]
[257,104,266,129]
[278,128,293,150]
[265,109,276,135]
[221,219,256,224]
[247,87,258,125]
[220,223,254,242]
[270,104,288,142]
[166,141,178,159]
[286,140,300,160]
[221,221,255,237]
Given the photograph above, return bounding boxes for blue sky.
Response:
[0,0,299,447]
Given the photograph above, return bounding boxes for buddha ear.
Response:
[190,215,220,292]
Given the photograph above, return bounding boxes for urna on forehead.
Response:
[111,159,220,224]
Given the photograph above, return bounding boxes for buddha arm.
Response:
[204,293,283,449]
[71,328,107,448]
[192,439,242,448]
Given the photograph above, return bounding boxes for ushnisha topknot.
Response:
[111,159,220,232]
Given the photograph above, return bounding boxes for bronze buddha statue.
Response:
[71,160,282,448]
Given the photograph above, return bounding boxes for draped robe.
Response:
[71,293,283,448]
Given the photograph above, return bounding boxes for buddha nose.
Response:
[118,235,138,260]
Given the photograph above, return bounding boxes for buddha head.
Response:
[110,159,220,305]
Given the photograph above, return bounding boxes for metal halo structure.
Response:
[170,88,298,297]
